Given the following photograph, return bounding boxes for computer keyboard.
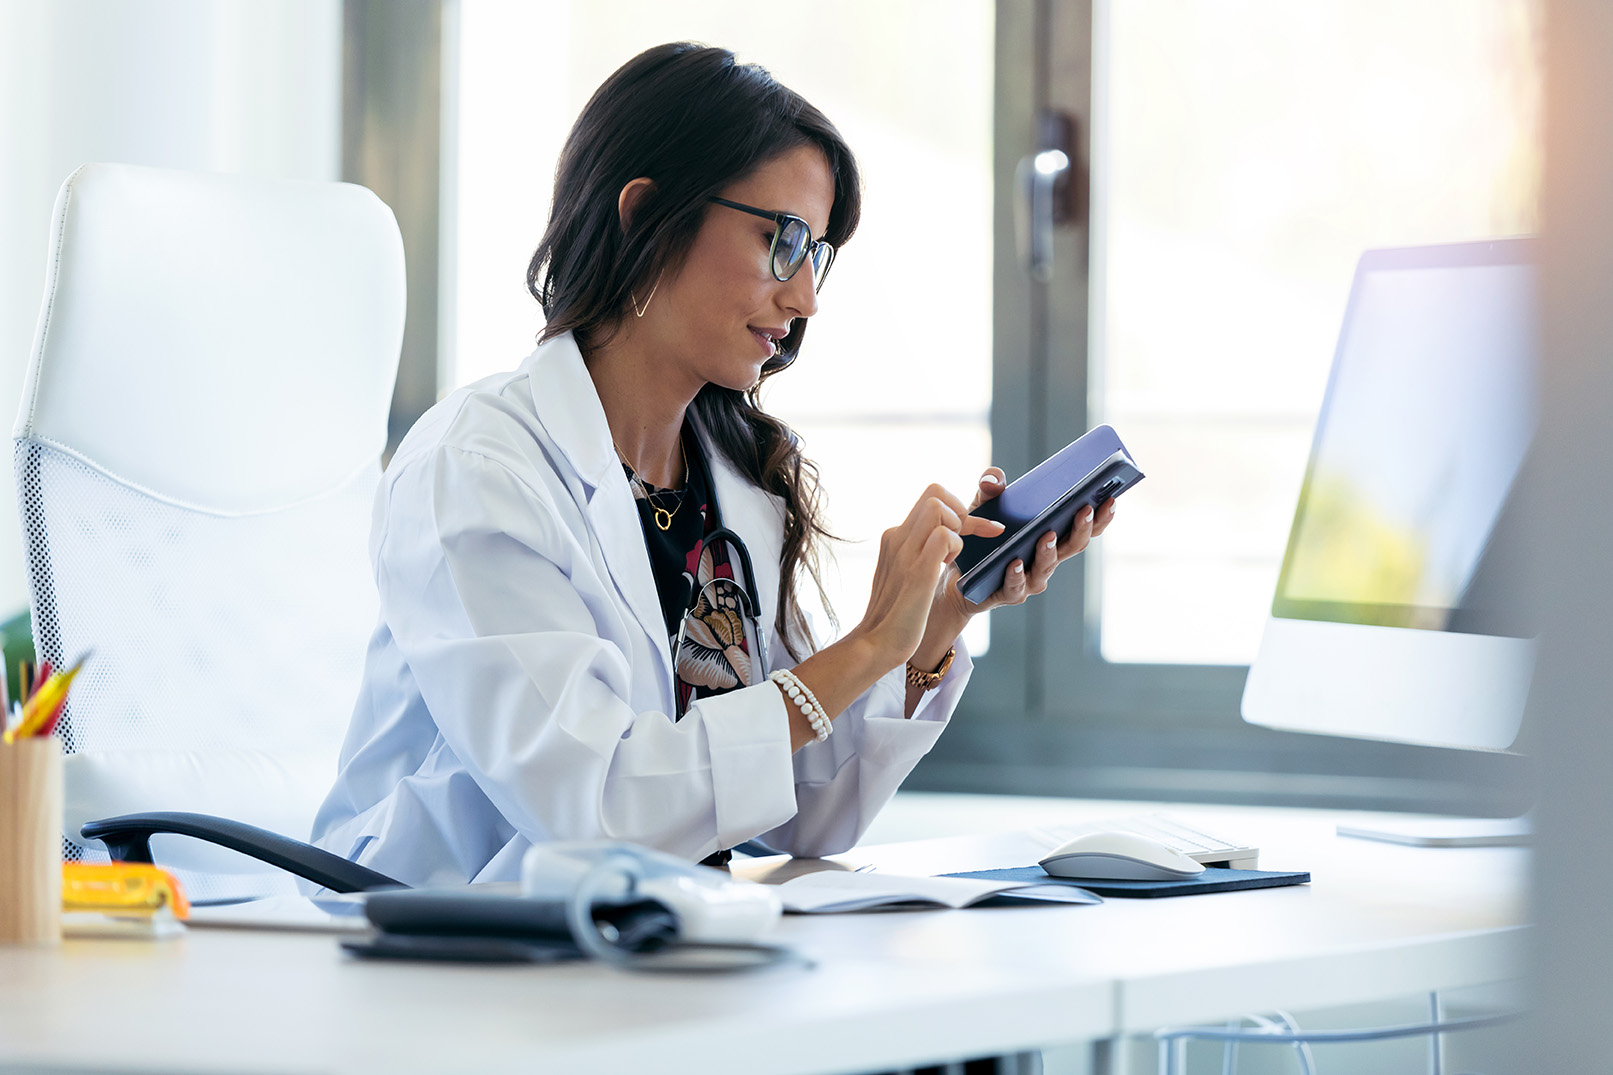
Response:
[1029,814,1260,870]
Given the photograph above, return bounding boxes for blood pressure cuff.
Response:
[342,887,679,964]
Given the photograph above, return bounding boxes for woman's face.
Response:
[643,144,834,393]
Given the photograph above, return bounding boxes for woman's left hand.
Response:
[937,467,1118,617]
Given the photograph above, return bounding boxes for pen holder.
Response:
[0,736,63,945]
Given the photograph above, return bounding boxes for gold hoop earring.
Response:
[631,275,661,318]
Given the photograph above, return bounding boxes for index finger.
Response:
[906,483,1004,541]
[929,482,974,521]
[928,484,1003,539]
[961,513,1005,539]
[905,483,975,531]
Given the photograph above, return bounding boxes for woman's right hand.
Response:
[852,484,1004,670]
[781,485,1001,749]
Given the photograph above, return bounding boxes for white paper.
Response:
[777,871,1042,913]
[185,895,372,934]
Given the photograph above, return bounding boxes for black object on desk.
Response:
[945,866,1311,899]
[342,887,678,964]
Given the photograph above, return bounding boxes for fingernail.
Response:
[1045,536,1056,550]
[980,472,1001,486]
[1012,562,1024,574]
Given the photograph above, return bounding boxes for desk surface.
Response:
[818,795,1528,1033]
[0,796,1528,1075]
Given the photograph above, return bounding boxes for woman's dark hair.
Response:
[530,42,862,658]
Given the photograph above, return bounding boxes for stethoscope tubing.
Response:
[671,526,766,687]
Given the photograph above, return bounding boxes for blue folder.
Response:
[944,866,1311,899]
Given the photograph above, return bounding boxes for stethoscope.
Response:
[672,527,765,686]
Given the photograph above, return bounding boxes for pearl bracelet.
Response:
[769,669,832,742]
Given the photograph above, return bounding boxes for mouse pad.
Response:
[943,866,1311,899]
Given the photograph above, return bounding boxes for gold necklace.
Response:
[618,438,690,531]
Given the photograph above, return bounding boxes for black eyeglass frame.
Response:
[708,197,836,292]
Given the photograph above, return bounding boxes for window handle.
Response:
[1015,110,1082,282]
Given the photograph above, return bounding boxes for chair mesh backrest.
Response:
[19,443,380,900]
[15,164,403,903]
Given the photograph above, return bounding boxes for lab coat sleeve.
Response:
[377,446,799,861]
[755,624,973,859]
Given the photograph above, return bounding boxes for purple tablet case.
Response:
[955,424,1144,604]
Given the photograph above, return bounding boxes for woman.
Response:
[311,43,1115,886]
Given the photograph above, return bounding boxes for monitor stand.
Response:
[1336,815,1533,848]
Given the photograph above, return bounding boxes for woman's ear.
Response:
[617,177,656,233]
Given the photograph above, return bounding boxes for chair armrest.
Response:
[80,811,404,893]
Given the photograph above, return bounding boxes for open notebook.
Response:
[775,870,1101,913]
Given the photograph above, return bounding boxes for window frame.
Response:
[362,0,1531,816]
[913,0,1529,818]
[342,0,445,456]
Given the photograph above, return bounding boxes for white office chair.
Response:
[15,163,405,902]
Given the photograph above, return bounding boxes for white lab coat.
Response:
[310,332,972,886]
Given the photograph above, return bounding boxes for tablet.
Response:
[955,424,1144,604]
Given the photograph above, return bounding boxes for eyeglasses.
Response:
[708,197,836,292]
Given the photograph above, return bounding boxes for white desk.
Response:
[0,893,1115,1074]
[0,796,1527,1074]
[842,795,1528,1018]
[827,795,1528,1068]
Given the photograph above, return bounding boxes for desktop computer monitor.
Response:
[1242,237,1538,758]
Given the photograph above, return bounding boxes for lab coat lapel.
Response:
[589,471,677,691]
[704,442,784,675]
[525,337,675,691]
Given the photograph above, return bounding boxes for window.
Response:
[433,0,1540,810]
[909,1,1537,814]
[447,0,996,652]
[1094,0,1542,665]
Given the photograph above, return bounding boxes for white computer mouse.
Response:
[1038,831,1207,881]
